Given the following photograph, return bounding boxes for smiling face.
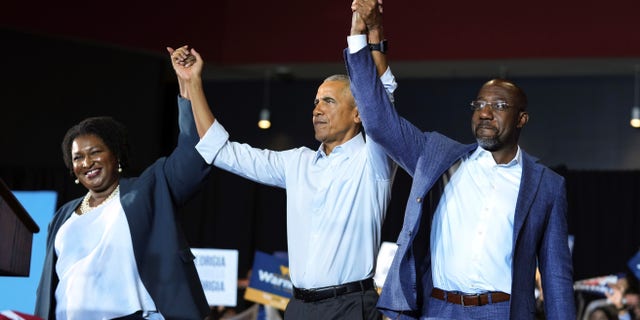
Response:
[312,78,361,155]
[71,134,120,193]
[471,79,529,157]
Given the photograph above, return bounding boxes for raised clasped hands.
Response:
[166,45,203,99]
[166,45,202,82]
[351,0,383,33]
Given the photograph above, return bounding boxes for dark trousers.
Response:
[284,288,381,320]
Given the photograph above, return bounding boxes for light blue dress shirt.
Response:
[195,39,397,288]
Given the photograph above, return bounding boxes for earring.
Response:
[74,179,79,184]
[118,163,123,173]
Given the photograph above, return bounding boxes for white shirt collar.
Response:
[470,145,522,167]
[314,132,365,162]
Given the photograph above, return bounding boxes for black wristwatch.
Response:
[368,40,388,54]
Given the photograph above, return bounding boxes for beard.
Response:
[476,136,503,151]
[474,122,502,151]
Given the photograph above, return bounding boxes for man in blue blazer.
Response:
[346,1,575,319]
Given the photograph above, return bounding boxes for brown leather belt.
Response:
[431,287,510,306]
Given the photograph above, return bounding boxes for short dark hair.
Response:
[61,116,130,176]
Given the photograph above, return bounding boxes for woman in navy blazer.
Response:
[35,49,212,320]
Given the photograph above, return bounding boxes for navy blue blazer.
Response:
[35,97,212,320]
[345,48,575,320]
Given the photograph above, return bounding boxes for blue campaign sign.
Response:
[0,191,57,315]
[628,250,640,280]
[244,251,292,310]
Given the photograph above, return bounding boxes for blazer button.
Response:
[416,197,422,203]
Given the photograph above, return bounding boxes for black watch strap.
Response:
[368,40,388,54]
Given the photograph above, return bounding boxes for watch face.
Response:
[369,40,388,54]
[380,40,387,53]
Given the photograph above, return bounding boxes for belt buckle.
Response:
[460,294,481,307]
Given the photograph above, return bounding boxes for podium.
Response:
[0,178,40,277]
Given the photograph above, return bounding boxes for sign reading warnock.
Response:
[244,251,292,310]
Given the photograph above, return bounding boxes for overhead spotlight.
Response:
[631,107,640,128]
[632,65,640,128]
[258,69,272,130]
[258,108,271,129]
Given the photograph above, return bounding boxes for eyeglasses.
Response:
[469,100,511,112]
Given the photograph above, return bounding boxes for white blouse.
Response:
[54,196,162,320]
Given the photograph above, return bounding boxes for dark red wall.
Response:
[3,0,640,65]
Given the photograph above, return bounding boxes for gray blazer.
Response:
[345,48,575,320]
[35,97,212,320]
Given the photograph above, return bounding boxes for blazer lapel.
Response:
[512,152,543,246]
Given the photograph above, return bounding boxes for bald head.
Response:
[482,79,528,111]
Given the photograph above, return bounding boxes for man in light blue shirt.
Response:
[167,11,397,318]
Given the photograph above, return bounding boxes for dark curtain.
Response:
[564,169,640,281]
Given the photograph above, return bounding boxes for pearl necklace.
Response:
[78,185,120,215]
